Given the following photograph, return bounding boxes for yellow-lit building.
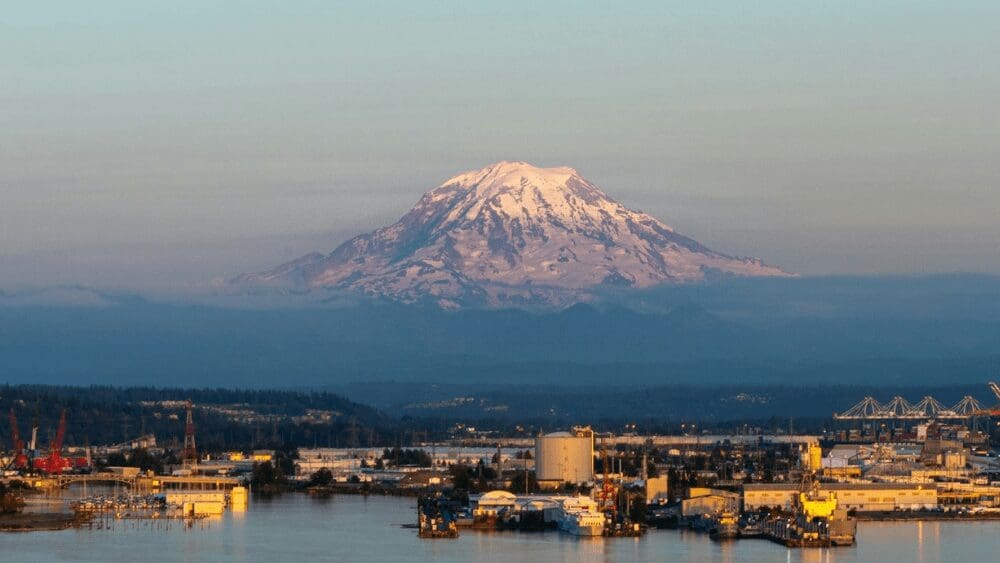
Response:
[681,488,740,518]
[935,483,1000,508]
[251,450,274,462]
[743,483,938,512]
[646,475,669,502]
[821,466,862,479]
[800,443,822,472]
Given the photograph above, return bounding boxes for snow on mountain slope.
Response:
[235,161,791,307]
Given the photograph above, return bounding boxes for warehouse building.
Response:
[681,487,740,518]
[743,483,938,512]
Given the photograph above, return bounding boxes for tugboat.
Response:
[764,483,856,547]
[709,510,739,540]
[737,512,765,538]
[797,483,856,546]
[417,496,459,539]
[647,504,680,529]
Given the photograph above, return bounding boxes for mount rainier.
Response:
[235,161,790,307]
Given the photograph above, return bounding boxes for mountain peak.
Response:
[442,161,580,190]
[236,161,792,308]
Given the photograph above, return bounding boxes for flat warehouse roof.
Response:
[743,483,931,491]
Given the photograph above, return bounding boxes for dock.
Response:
[14,472,242,493]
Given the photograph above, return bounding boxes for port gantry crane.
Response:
[834,382,1000,420]
[835,394,985,420]
[979,381,1000,417]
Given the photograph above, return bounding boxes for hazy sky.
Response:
[2,1,998,289]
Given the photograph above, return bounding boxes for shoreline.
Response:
[0,513,81,532]
[856,511,1000,522]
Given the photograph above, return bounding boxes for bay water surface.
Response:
[3,493,999,562]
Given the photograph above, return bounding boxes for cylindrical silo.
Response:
[534,426,594,485]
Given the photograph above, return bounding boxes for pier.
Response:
[7,472,241,493]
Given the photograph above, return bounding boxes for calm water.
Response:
[3,493,1000,562]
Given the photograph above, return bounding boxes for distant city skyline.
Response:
[3,2,999,290]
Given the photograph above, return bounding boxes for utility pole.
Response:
[524,452,529,495]
[84,435,92,469]
[496,442,502,481]
[182,399,197,469]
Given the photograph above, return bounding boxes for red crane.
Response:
[8,408,28,469]
[596,434,618,515]
[33,409,67,473]
[33,409,87,474]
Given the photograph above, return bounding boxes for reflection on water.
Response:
[2,493,1000,563]
[918,520,923,563]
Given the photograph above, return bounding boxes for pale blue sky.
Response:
[2,1,998,289]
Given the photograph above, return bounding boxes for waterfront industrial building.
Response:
[743,483,939,512]
[680,488,740,519]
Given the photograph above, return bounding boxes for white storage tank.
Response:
[535,426,594,485]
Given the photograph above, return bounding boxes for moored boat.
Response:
[559,497,605,537]
[709,511,739,540]
[417,496,459,539]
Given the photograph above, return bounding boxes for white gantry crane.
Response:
[834,383,1000,420]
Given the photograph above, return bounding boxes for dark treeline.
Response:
[1,384,996,452]
[0,385,392,451]
[377,383,1000,424]
[397,415,837,437]
[1,385,385,419]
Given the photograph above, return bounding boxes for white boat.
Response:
[559,497,605,537]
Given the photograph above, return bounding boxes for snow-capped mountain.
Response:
[235,161,791,307]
